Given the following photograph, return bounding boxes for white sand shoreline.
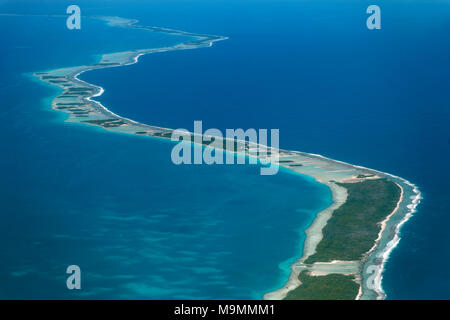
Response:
[263,182,348,300]
[33,15,422,301]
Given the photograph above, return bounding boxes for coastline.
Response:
[357,182,404,300]
[272,153,421,300]
[263,182,348,300]
[32,16,422,300]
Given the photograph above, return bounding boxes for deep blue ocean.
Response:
[0,0,449,299]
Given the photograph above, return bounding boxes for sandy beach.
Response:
[34,15,422,301]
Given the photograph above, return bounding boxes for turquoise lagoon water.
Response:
[80,0,450,299]
[0,6,331,299]
[1,0,450,299]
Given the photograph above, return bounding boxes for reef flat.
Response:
[264,153,420,300]
[34,15,228,137]
[34,16,421,300]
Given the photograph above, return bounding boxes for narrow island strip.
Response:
[33,16,422,300]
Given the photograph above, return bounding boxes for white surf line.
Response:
[355,182,404,300]
[265,150,421,300]
[35,14,421,300]
[313,155,421,300]
[50,16,228,133]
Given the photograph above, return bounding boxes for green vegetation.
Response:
[83,119,127,128]
[284,271,359,300]
[96,62,120,66]
[357,174,375,178]
[41,75,65,80]
[67,87,92,91]
[48,80,67,83]
[56,103,85,106]
[305,178,401,263]
[152,131,174,138]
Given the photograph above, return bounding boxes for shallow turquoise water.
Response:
[80,0,450,299]
[0,7,331,299]
[1,0,449,300]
